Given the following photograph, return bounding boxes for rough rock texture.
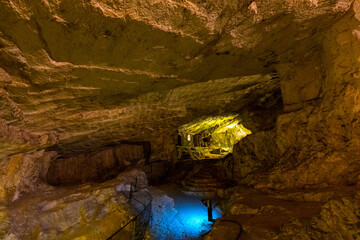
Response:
[146,188,180,240]
[229,2,360,190]
[47,144,147,185]
[212,186,324,240]
[0,150,55,204]
[211,186,360,240]
[1,170,147,240]
[278,192,360,239]
[0,0,355,189]
[267,2,360,189]
[0,0,352,159]
[232,130,277,183]
[309,195,360,239]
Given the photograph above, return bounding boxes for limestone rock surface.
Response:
[47,144,147,185]
[278,192,360,239]
[1,169,147,240]
[232,130,277,183]
[0,0,352,158]
[0,151,55,204]
[267,3,360,188]
[228,2,360,190]
[212,186,360,240]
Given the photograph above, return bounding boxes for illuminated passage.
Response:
[177,115,251,160]
[149,185,222,239]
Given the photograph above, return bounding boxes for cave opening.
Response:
[177,115,251,160]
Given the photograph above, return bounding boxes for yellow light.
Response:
[225,123,237,129]
[178,115,252,160]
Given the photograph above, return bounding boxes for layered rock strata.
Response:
[0,0,352,158]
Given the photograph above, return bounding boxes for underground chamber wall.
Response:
[46,142,151,186]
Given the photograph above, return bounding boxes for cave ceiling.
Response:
[0,0,353,157]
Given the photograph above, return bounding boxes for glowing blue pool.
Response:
[149,186,222,240]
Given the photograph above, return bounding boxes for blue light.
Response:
[150,191,222,239]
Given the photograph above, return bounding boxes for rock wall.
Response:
[0,142,151,203]
[47,144,147,186]
[0,150,55,204]
[232,130,277,184]
[269,3,360,188]
[233,2,360,189]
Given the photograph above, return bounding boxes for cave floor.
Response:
[3,174,360,240]
[206,185,360,240]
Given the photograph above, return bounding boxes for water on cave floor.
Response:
[146,184,222,240]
